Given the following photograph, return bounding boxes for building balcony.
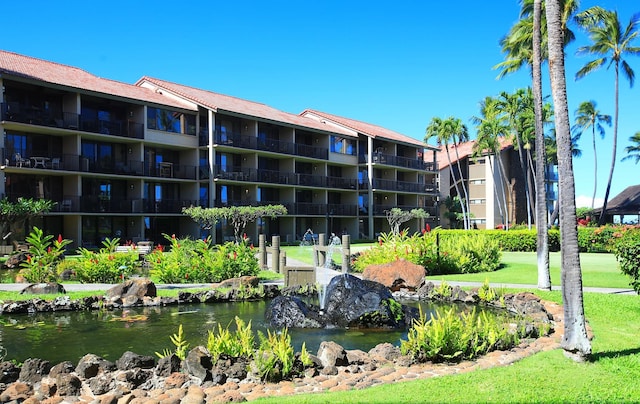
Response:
[371,204,437,216]
[213,166,357,189]
[371,178,433,193]
[359,153,438,171]
[201,131,329,160]
[2,149,196,180]
[1,103,144,139]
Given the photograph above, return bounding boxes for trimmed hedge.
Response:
[438,229,561,252]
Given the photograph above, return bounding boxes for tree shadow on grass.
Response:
[589,347,640,362]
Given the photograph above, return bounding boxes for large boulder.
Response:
[265,274,417,329]
[21,282,66,295]
[322,274,416,328]
[362,260,425,291]
[106,278,157,302]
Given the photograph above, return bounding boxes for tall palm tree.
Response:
[497,89,534,228]
[545,128,582,227]
[425,117,469,230]
[443,117,471,230]
[497,0,579,290]
[622,131,640,164]
[572,101,612,209]
[546,0,591,361]
[472,97,512,229]
[575,6,640,225]
[531,0,551,290]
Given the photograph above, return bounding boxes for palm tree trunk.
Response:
[514,130,533,228]
[597,63,619,225]
[533,0,551,290]
[446,146,467,229]
[488,156,506,226]
[547,0,591,360]
[453,150,471,230]
[496,153,512,229]
[591,125,598,209]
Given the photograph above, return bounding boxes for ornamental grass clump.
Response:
[207,316,255,363]
[400,307,521,363]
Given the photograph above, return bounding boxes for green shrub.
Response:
[353,230,501,275]
[148,234,260,283]
[610,226,640,293]
[74,238,139,283]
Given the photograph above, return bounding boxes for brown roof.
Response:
[436,138,513,169]
[136,77,354,136]
[300,109,429,148]
[0,50,195,110]
[594,184,640,215]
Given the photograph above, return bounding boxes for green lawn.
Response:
[426,252,632,289]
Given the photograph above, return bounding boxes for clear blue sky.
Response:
[4,0,638,208]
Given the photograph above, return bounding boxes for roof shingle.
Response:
[0,50,195,110]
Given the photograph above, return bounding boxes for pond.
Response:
[0,299,485,364]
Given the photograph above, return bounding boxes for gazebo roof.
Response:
[595,185,640,216]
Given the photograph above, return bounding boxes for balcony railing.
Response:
[371,178,434,193]
[200,131,329,160]
[372,204,437,216]
[213,166,358,189]
[359,152,438,171]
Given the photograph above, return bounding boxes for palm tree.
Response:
[622,131,640,164]
[572,101,612,209]
[472,97,512,229]
[425,117,469,230]
[496,89,534,228]
[546,0,591,361]
[575,6,640,225]
[497,0,579,290]
[443,117,471,230]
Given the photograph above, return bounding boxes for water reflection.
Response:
[2,299,484,364]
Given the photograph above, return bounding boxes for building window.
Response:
[470,179,486,185]
[470,199,486,204]
[330,136,355,155]
[147,108,196,135]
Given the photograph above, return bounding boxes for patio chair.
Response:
[14,153,30,167]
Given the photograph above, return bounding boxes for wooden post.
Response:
[341,234,351,273]
[318,233,326,267]
[271,235,280,274]
[258,234,267,270]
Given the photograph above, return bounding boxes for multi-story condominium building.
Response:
[0,50,438,248]
[436,139,556,229]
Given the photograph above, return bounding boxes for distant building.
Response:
[435,139,557,229]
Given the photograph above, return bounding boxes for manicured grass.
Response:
[426,252,632,289]
[256,290,640,403]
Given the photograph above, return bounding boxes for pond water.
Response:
[0,299,477,364]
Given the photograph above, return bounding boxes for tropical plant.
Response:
[255,328,296,382]
[622,131,640,164]
[74,238,138,283]
[546,0,591,360]
[207,316,255,363]
[575,6,640,225]
[610,226,640,292]
[155,324,189,360]
[426,117,470,230]
[471,97,512,229]
[400,307,521,363]
[19,227,72,283]
[572,101,612,209]
[0,197,55,245]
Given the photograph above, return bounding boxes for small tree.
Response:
[385,207,429,235]
[183,205,288,242]
[0,197,55,244]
